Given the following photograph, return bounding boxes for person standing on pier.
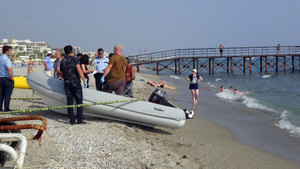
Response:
[185,69,203,104]
[219,44,224,57]
[277,44,281,55]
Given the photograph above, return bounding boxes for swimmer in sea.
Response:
[221,86,225,92]
[233,89,244,95]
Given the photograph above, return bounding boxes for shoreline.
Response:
[1,67,300,168]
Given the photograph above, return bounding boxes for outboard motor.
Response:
[148,88,194,119]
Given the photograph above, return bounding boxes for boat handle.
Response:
[154,107,164,112]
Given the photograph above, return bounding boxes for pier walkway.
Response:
[128,46,300,75]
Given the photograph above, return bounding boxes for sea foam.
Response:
[169,75,180,79]
[276,111,300,137]
[215,78,222,82]
[216,91,300,137]
[216,90,274,112]
[262,75,271,78]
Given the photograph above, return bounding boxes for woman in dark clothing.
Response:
[185,69,203,104]
[80,55,94,88]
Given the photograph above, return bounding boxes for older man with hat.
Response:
[43,51,53,76]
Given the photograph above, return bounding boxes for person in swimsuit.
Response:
[147,80,176,90]
[27,57,34,74]
[185,69,203,104]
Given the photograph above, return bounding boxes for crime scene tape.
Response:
[11,98,42,100]
[0,98,141,115]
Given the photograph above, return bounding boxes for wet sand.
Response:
[1,66,300,168]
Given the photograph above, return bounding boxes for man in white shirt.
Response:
[90,48,109,91]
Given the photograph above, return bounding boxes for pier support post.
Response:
[292,56,295,72]
[230,57,233,73]
[249,57,252,73]
[284,56,286,72]
[137,65,140,73]
[196,58,199,73]
[243,57,246,73]
[276,56,278,72]
[265,56,268,73]
[156,62,159,75]
[209,58,211,74]
[260,56,263,73]
[175,59,177,75]
[227,57,230,73]
[193,58,196,69]
[212,58,215,74]
[178,59,181,75]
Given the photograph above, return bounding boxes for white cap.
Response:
[192,69,197,73]
[47,51,52,55]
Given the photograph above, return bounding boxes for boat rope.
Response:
[0,98,141,115]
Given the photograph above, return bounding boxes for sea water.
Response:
[142,67,300,137]
[206,73,300,137]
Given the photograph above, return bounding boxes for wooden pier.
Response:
[128,46,300,75]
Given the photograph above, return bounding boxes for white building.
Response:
[0,38,51,55]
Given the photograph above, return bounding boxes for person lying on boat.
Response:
[147,80,176,90]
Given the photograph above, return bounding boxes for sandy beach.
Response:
[1,66,300,168]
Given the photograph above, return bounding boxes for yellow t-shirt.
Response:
[107,54,127,82]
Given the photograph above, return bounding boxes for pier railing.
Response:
[129,46,300,65]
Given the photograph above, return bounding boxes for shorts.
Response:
[44,71,51,76]
[189,84,199,90]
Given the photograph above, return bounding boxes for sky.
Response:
[1,0,300,56]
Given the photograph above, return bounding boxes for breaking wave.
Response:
[216,90,300,137]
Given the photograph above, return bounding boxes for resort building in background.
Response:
[0,38,51,56]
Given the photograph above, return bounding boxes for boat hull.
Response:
[27,72,186,128]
